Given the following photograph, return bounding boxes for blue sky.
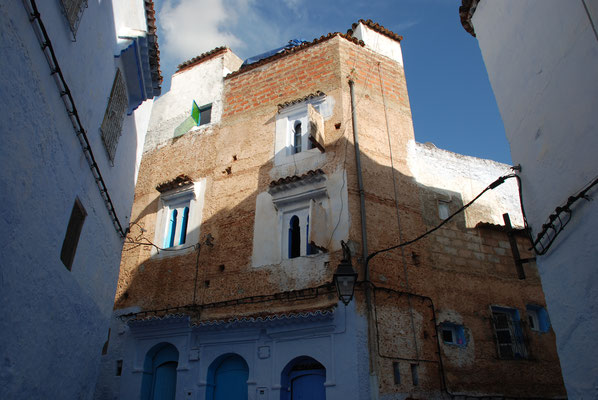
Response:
[153,0,511,164]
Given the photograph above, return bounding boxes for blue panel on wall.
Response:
[213,356,248,400]
[152,362,177,400]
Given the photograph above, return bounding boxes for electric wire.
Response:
[22,0,127,238]
[367,174,518,262]
[529,175,598,255]
[376,61,421,363]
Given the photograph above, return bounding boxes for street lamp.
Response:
[333,241,358,305]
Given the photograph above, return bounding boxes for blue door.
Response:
[213,355,249,400]
[152,361,177,400]
[290,369,325,400]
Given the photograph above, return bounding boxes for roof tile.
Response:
[176,46,229,72]
[347,19,403,42]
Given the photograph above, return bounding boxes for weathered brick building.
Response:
[95,20,565,399]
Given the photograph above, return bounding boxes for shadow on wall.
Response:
[112,127,555,396]
[112,130,515,313]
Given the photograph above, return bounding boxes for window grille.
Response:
[492,309,528,359]
[100,69,128,162]
[58,0,87,38]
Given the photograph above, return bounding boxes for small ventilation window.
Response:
[410,364,419,386]
[526,304,550,333]
[438,200,450,220]
[392,362,401,384]
[440,323,467,346]
[60,198,87,270]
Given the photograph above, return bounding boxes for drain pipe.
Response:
[349,79,379,399]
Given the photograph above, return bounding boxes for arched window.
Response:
[280,356,326,400]
[289,215,301,258]
[206,354,249,400]
[293,121,302,154]
[140,342,179,400]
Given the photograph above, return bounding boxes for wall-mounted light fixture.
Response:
[333,241,358,305]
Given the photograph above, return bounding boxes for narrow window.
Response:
[410,364,419,386]
[60,198,87,270]
[392,362,401,384]
[178,206,189,245]
[116,360,123,376]
[289,215,301,258]
[165,209,178,248]
[293,121,302,154]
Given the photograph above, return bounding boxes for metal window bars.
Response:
[100,69,128,162]
[492,311,528,359]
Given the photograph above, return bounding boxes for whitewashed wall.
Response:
[144,51,242,152]
[408,141,523,227]
[0,1,154,399]
[472,1,598,397]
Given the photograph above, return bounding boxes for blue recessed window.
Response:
[440,323,466,346]
[526,304,550,333]
[163,203,191,249]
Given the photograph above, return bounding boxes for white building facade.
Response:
[0,0,161,398]
[460,1,598,397]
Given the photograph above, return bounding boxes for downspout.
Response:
[349,79,379,399]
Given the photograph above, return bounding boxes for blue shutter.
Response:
[179,207,189,245]
[165,209,177,248]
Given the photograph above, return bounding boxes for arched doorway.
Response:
[280,356,326,400]
[206,353,249,400]
[140,342,179,400]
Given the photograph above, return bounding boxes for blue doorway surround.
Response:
[206,353,249,400]
[281,356,326,400]
[140,342,179,400]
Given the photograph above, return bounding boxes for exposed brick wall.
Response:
[114,33,565,399]
[223,38,341,119]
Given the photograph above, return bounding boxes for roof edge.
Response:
[347,19,403,43]
[176,46,229,73]
[459,0,480,37]
[225,33,364,80]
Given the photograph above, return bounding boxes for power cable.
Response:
[367,174,518,262]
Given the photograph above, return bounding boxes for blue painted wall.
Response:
[95,303,370,399]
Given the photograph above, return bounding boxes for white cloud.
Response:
[159,0,245,62]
